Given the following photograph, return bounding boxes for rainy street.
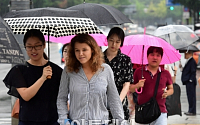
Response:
[0,43,200,124]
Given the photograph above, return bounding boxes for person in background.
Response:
[60,43,70,110]
[164,64,177,83]
[103,27,133,121]
[60,43,70,69]
[57,34,126,125]
[3,29,62,125]
[179,50,197,116]
[130,46,174,125]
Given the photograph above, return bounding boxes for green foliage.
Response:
[171,0,200,11]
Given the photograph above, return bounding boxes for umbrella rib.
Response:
[127,45,135,55]
[163,49,172,64]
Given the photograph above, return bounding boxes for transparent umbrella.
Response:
[154,25,199,49]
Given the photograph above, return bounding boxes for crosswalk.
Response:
[0,118,11,125]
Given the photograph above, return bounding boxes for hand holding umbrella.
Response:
[135,79,146,94]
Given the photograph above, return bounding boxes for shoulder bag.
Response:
[135,72,161,124]
[11,98,19,119]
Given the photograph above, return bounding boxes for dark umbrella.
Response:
[3,7,102,60]
[178,44,200,53]
[67,2,132,25]
[0,17,25,64]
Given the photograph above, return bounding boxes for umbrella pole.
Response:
[168,34,172,45]
[47,26,51,79]
[141,45,144,79]
[135,45,144,94]
[48,26,50,60]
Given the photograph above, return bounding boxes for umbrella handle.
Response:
[135,87,143,94]
[47,75,51,79]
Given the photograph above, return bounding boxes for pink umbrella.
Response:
[121,34,181,94]
[44,34,107,46]
[121,34,181,65]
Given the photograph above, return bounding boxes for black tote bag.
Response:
[135,72,161,124]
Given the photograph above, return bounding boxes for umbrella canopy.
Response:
[3,7,89,18]
[3,8,102,59]
[0,17,25,64]
[4,17,102,37]
[154,25,199,49]
[120,34,181,65]
[67,3,132,25]
[44,34,107,46]
[178,44,200,53]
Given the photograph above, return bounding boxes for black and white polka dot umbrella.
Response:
[3,8,103,60]
[4,17,102,37]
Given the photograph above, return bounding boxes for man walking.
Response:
[180,50,197,116]
[130,46,174,125]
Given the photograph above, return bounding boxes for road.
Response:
[0,43,200,124]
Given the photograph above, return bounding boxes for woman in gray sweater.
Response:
[57,34,126,125]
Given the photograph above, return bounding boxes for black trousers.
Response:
[186,82,196,114]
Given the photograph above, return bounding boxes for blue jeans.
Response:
[135,113,167,125]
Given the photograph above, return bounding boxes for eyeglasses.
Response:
[25,45,43,51]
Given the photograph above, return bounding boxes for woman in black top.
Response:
[3,29,62,125]
[104,27,133,120]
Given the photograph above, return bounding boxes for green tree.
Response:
[171,0,200,24]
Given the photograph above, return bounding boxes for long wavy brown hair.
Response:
[66,34,104,73]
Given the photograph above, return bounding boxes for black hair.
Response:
[23,29,48,60]
[107,27,125,47]
[61,43,70,55]
[147,46,163,58]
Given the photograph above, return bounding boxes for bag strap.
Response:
[153,72,161,98]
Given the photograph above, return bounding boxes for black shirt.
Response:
[104,49,133,120]
[104,49,133,93]
[3,61,62,124]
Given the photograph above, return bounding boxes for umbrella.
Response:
[0,17,25,64]
[67,2,132,25]
[154,25,199,49]
[178,44,200,53]
[3,7,88,18]
[121,34,181,65]
[121,34,181,94]
[3,7,102,60]
[44,34,107,46]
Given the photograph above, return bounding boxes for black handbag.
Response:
[135,72,161,124]
[166,83,182,116]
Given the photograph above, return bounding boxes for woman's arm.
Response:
[106,66,125,124]
[17,65,52,101]
[57,67,69,125]
[119,82,130,102]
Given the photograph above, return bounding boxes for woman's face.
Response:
[63,45,68,62]
[25,37,45,61]
[74,42,92,66]
[107,34,121,53]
